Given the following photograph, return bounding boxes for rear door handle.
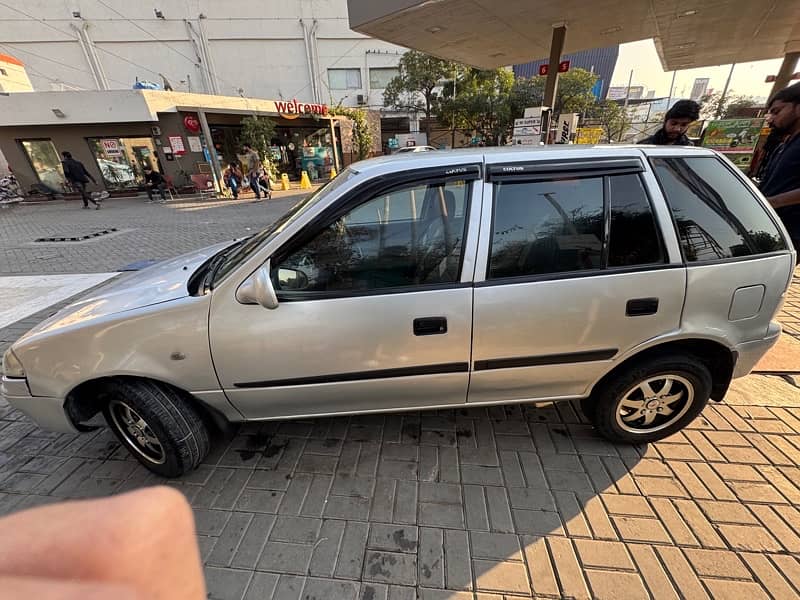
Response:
[414,317,447,336]
[626,298,659,316]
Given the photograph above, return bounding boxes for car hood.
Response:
[19,240,237,339]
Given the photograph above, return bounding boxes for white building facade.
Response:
[0,0,405,109]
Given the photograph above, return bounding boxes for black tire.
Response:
[590,354,712,444]
[579,397,598,423]
[101,379,210,478]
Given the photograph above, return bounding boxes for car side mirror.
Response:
[235,259,278,309]
[277,267,308,290]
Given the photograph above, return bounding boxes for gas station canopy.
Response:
[347,0,800,70]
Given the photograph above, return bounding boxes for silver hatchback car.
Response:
[2,146,795,476]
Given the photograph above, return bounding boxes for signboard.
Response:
[183,114,201,133]
[187,136,203,153]
[538,60,570,76]
[690,77,710,101]
[557,113,579,144]
[275,99,329,119]
[101,139,121,156]
[168,135,186,155]
[513,117,541,137]
[701,118,765,153]
[576,127,603,144]
[513,117,542,144]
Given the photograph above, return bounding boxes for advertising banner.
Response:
[702,118,765,153]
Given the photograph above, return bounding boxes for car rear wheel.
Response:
[586,355,711,444]
[102,380,210,478]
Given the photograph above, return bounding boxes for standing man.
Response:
[242,144,262,201]
[61,151,100,209]
[638,100,700,146]
[759,82,800,252]
[143,167,168,204]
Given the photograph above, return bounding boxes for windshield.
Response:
[209,167,359,286]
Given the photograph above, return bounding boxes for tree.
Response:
[551,68,599,115]
[384,50,458,141]
[438,68,515,145]
[587,100,632,142]
[330,105,374,161]
[699,92,759,119]
[239,115,276,162]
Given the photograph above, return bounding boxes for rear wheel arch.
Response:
[592,338,735,402]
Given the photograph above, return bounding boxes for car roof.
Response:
[351,145,718,178]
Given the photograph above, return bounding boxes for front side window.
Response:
[276,179,471,293]
[652,157,786,262]
[489,177,604,278]
[328,68,362,90]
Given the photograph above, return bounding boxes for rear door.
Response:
[469,157,687,404]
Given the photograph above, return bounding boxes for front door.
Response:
[470,163,686,404]
[210,170,480,419]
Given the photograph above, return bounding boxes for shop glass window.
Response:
[489,177,604,279]
[87,137,160,190]
[20,139,66,191]
[328,68,362,90]
[369,67,399,89]
[652,157,786,262]
[608,174,665,267]
[276,179,471,292]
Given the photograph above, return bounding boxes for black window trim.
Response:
[486,157,644,182]
[485,171,669,283]
[648,155,791,265]
[271,164,481,300]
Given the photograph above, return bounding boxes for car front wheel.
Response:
[102,380,210,477]
[586,355,712,444]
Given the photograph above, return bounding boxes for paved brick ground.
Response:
[1,199,800,599]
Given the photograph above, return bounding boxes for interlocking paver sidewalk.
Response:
[2,200,800,599]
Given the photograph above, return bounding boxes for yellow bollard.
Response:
[300,170,312,189]
[329,167,337,179]
[280,173,290,191]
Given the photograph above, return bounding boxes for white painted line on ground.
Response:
[0,273,118,329]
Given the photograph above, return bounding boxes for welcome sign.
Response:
[275,99,329,119]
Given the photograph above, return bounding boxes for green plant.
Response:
[239,115,276,162]
[330,106,373,161]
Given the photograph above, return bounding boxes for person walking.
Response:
[242,144,263,201]
[638,100,700,146]
[143,167,167,204]
[61,151,100,209]
[759,82,800,252]
[223,163,243,200]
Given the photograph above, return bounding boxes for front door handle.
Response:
[414,317,448,336]
[626,298,659,316]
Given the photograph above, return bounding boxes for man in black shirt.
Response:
[61,151,100,209]
[759,83,800,251]
[143,167,167,204]
[638,100,700,146]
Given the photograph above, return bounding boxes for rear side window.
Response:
[489,177,604,278]
[608,174,664,266]
[652,157,786,262]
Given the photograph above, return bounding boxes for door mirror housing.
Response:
[236,259,279,309]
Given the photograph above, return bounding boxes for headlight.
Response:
[2,348,25,378]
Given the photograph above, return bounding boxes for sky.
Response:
[611,39,788,101]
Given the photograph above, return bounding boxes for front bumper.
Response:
[732,322,783,378]
[1,376,77,433]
